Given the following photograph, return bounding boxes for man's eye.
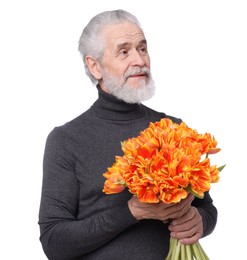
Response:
[119,49,128,55]
[139,47,147,53]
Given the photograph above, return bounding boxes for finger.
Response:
[179,231,202,245]
[169,218,195,234]
[171,225,202,244]
[165,202,192,220]
[172,206,198,226]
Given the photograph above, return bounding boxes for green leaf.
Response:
[218,164,226,172]
[185,185,204,199]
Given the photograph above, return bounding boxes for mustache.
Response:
[125,67,151,79]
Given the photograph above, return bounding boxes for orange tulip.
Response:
[102,118,224,205]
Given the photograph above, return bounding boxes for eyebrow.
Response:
[116,39,147,51]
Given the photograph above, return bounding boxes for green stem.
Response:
[192,242,203,260]
[185,244,193,260]
[181,243,186,260]
[171,238,176,259]
[192,242,206,260]
[174,239,181,260]
[197,241,210,260]
[165,237,174,260]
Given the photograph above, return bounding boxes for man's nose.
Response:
[129,50,146,67]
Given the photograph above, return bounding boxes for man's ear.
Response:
[85,56,102,80]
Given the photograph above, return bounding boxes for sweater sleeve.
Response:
[38,128,138,260]
[192,191,218,237]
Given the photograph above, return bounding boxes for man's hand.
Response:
[128,193,194,222]
[168,206,203,244]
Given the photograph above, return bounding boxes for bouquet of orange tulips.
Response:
[103,118,225,259]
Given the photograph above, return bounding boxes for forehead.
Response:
[102,22,146,48]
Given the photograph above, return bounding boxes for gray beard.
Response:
[101,68,155,104]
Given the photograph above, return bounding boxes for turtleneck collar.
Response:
[91,85,145,121]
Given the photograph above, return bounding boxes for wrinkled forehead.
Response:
[101,22,146,49]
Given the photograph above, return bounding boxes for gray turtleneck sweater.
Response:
[39,85,217,260]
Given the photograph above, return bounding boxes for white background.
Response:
[1,0,246,259]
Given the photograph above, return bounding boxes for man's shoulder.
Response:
[46,109,93,142]
[142,104,182,124]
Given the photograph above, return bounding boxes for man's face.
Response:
[97,22,154,103]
